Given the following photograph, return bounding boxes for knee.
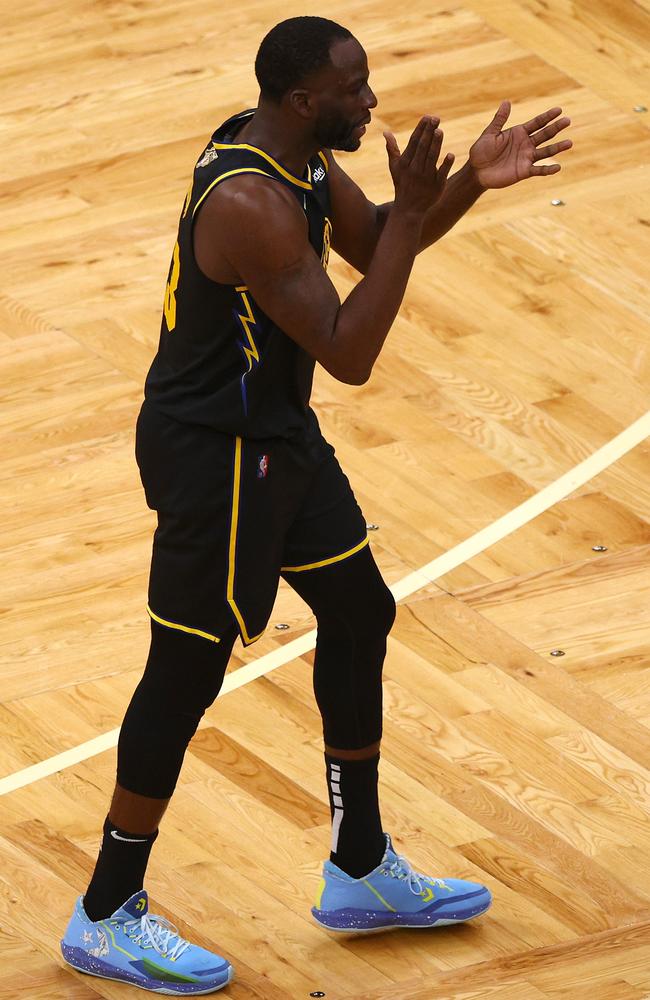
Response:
[116,622,237,799]
[377,584,397,636]
[146,619,236,710]
[351,579,396,641]
[316,580,395,646]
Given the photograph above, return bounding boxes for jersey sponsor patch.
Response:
[313,164,326,183]
[197,145,219,168]
[257,454,269,479]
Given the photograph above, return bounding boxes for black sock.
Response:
[325,753,386,879]
[83,816,159,921]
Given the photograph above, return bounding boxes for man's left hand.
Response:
[468,101,572,190]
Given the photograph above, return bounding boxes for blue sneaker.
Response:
[61,890,233,994]
[312,834,492,932]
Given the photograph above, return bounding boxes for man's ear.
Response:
[288,88,315,121]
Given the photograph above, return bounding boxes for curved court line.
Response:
[1,410,649,797]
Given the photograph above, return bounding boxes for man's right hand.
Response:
[384,116,455,218]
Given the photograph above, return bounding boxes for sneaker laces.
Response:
[122,913,191,960]
[388,854,446,897]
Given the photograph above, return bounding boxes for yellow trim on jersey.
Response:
[192,167,275,217]
[227,437,265,646]
[281,536,369,573]
[147,606,221,644]
[182,177,194,218]
[212,142,313,191]
[318,150,329,171]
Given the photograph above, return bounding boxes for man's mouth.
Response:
[353,116,371,136]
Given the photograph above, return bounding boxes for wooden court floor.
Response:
[1,0,650,997]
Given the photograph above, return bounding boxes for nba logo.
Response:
[257,454,269,478]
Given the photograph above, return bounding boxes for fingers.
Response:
[401,117,428,167]
[522,106,563,135]
[383,130,400,159]
[413,122,443,173]
[402,115,439,168]
[533,139,573,161]
[409,120,455,182]
[437,151,456,185]
[531,116,571,145]
[391,117,454,211]
[529,163,562,176]
[485,100,511,134]
[411,118,439,172]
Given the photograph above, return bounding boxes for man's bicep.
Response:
[324,150,384,274]
[217,184,346,378]
[241,247,342,365]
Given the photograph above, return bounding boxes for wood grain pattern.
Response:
[1,0,649,996]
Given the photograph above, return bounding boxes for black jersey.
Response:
[143,109,333,439]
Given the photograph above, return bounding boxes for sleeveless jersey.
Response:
[143,109,333,440]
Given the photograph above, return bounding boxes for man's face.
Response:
[307,38,377,152]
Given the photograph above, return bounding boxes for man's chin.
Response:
[330,136,361,153]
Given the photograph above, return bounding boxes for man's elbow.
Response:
[320,333,372,385]
[339,366,371,386]
[322,358,371,385]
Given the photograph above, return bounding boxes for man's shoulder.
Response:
[202,171,299,217]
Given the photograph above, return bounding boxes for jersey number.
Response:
[164,241,181,331]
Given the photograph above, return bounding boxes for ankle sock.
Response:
[325,753,385,879]
[83,815,159,921]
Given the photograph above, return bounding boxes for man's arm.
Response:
[378,160,485,252]
[195,117,452,385]
[326,150,482,274]
[327,102,572,274]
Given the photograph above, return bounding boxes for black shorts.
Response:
[135,403,368,646]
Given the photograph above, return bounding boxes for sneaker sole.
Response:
[311,913,484,934]
[311,894,492,933]
[61,943,234,995]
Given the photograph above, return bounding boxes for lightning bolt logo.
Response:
[233,286,262,416]
[235,288,260,370]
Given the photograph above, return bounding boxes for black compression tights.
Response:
[117,546,396,799]
[285,546,396,750]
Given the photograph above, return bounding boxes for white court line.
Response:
[1,410,648,797]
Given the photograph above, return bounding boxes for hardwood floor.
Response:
[1,0,649,996]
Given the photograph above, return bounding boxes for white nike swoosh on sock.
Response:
[110,830,148,843]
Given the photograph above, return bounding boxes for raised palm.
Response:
[469,101,572,189]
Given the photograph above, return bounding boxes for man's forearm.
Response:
[332,206,422,383]
[376,161,485,252]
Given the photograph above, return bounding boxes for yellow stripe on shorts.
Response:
[147,606,221,643]
[281,536,369,573]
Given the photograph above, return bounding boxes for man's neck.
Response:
[235,107,317,178]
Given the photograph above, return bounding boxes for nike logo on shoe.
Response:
[110,830,148,843]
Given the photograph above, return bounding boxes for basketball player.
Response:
[61,16,572,993]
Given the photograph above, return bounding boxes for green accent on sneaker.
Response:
[141,956,199,984]
[100,921,137,961]
[362,878,397,912]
